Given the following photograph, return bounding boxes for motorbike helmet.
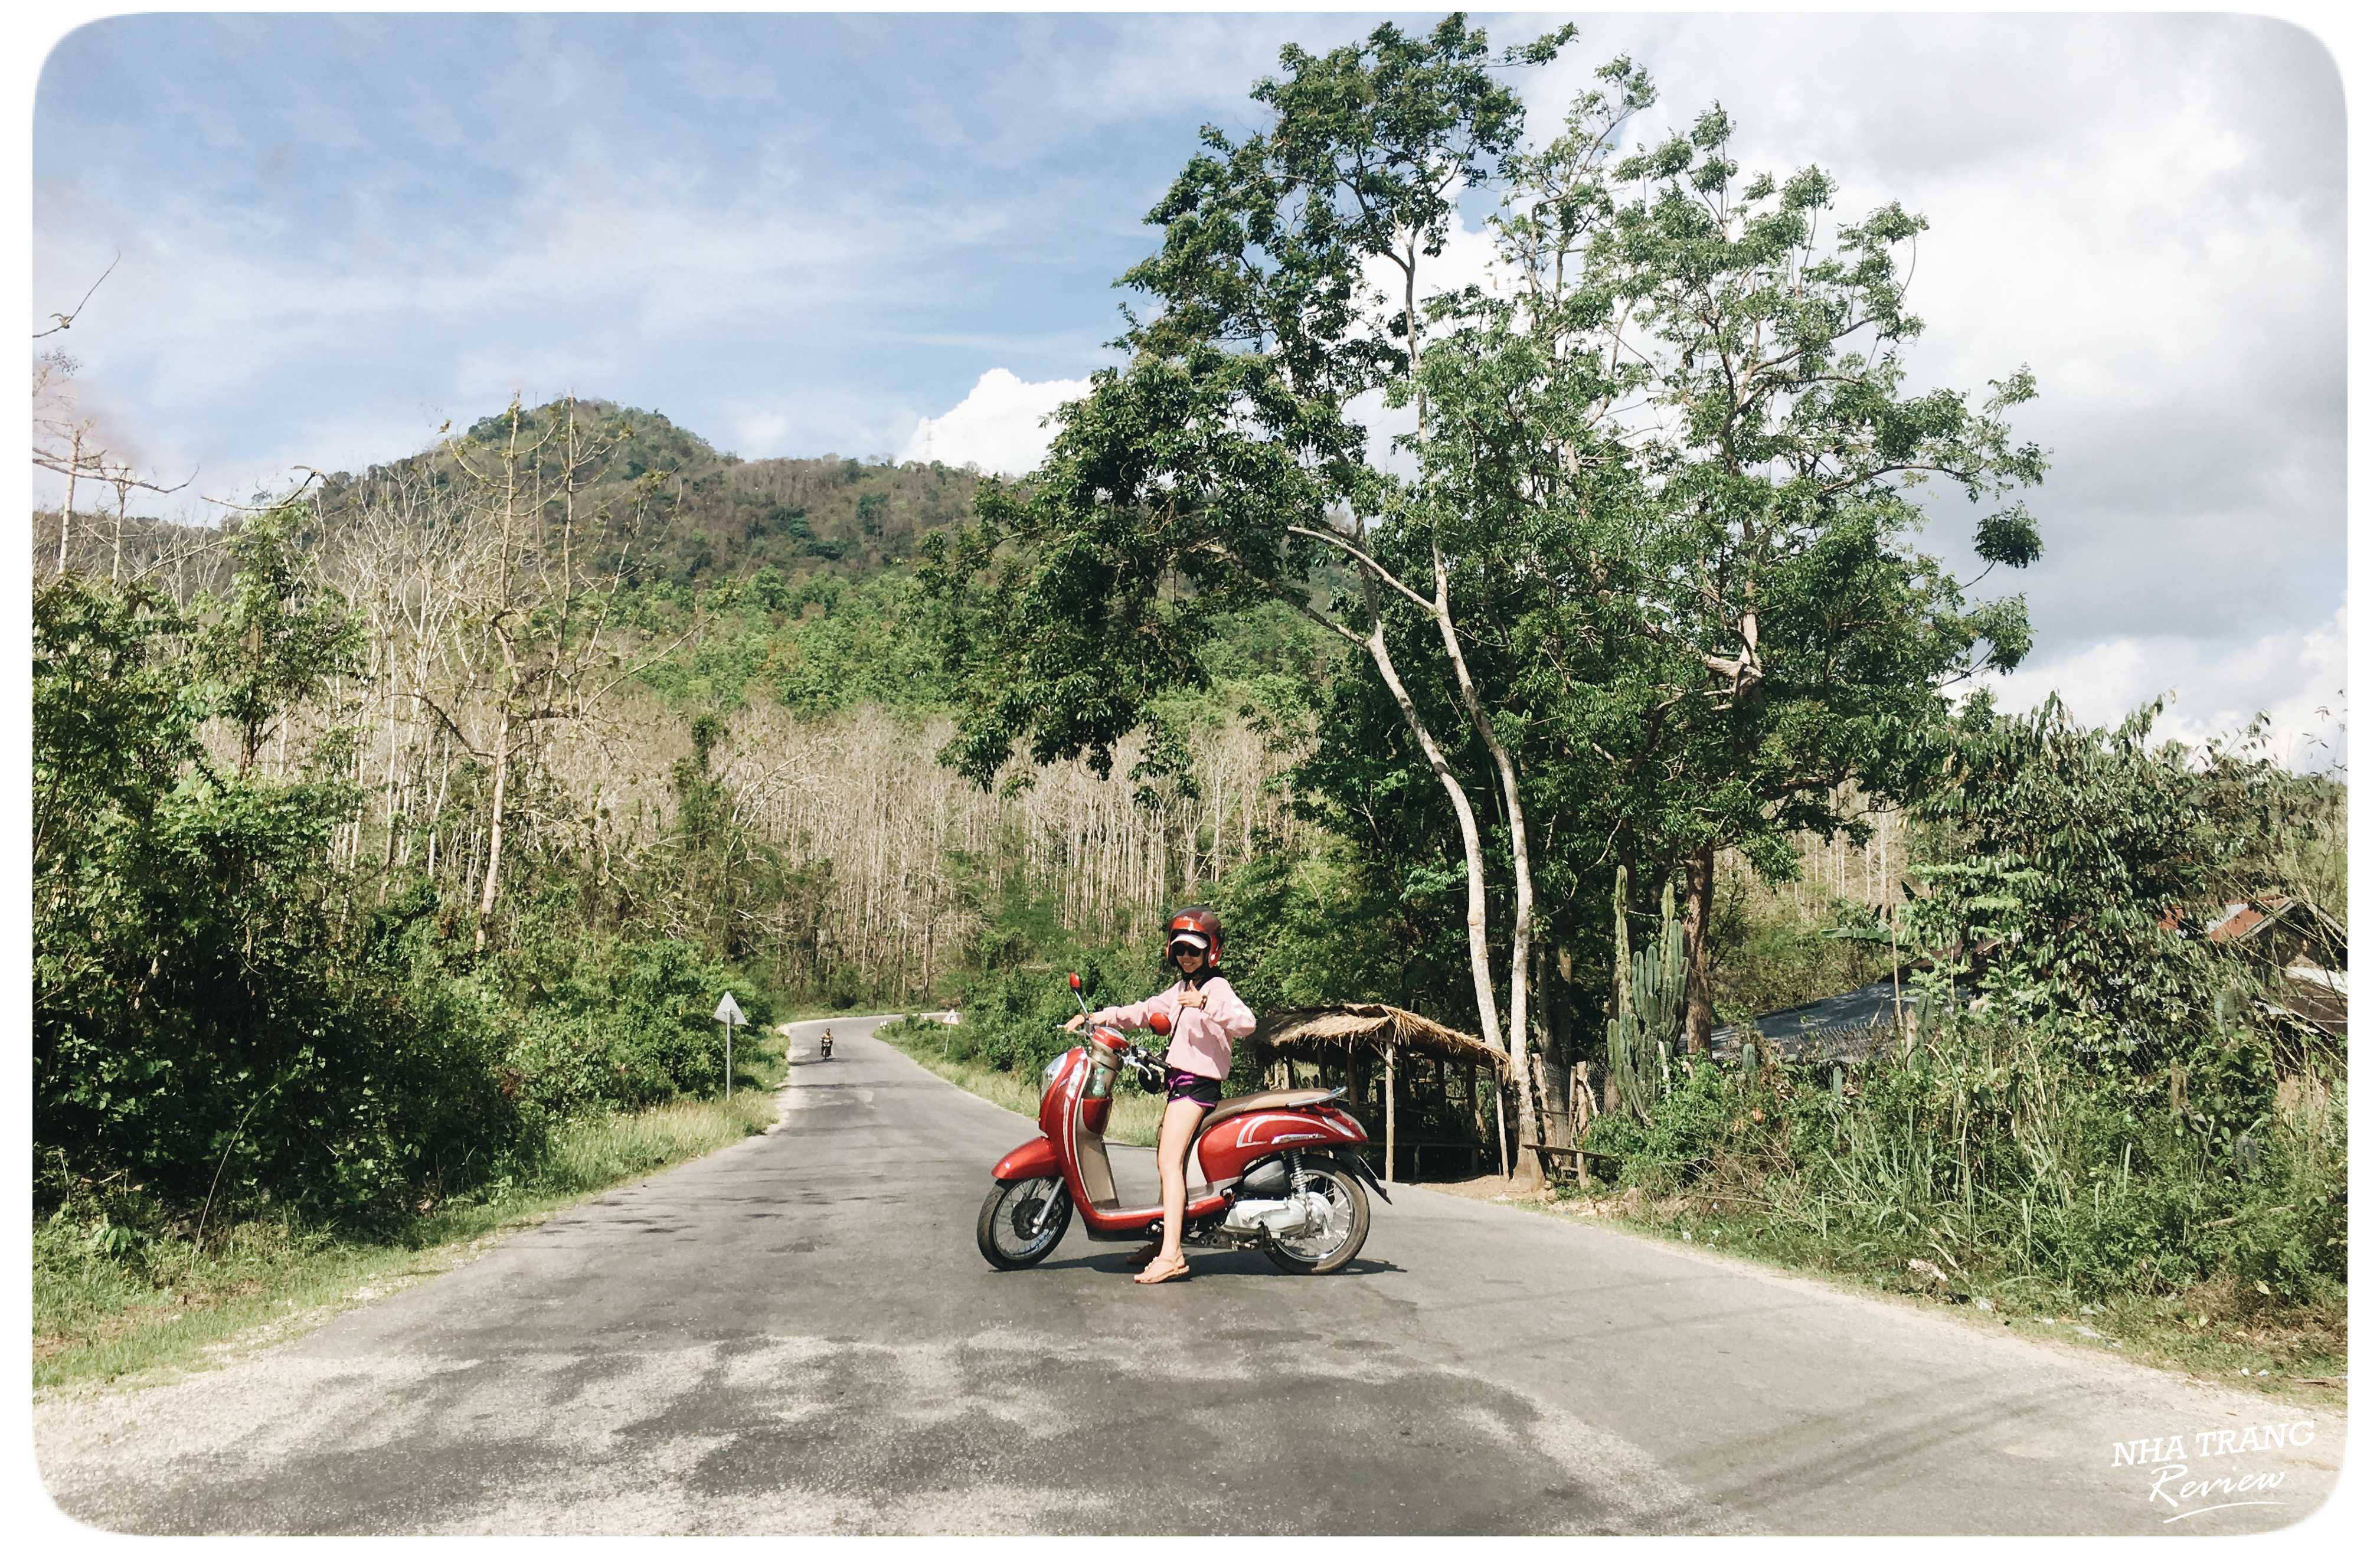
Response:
[1165,906,1224,967]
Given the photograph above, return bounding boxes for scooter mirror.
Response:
[1068,973,1081,991]
[1149,1011,1172,1035]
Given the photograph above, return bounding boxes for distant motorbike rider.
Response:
[1065,907,1255,1284]
[820,1028,834,1060]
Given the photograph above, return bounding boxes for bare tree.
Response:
[33,338,191,577]
[416,395,691,951]
[32,251,119,339]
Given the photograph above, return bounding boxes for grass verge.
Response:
[876,1015,1168,1147]
[35,1029,790,1396]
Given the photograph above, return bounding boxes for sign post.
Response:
[713,992,747,1100]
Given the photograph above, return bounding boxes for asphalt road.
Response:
[37,1014,2343,1533]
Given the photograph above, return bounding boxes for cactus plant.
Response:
[1607,871,1688,1121]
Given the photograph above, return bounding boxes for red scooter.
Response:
[976,974,1388,1274]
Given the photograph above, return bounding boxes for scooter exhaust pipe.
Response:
[1217,1193,1327,1239]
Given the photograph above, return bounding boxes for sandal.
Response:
[1133,1255,1190,1286]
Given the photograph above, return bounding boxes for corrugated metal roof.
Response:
[2160,893,2345,950]
[1712,979,1907,1065]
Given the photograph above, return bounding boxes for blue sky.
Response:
[31,11,2348,766]
[34,11,1306,459]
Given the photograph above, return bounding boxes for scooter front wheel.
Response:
[976,1176,1073,1269]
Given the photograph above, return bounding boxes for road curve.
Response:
[35,1015,2342,1533]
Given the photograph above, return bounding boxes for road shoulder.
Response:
[35,1026,817,1403]
[1418,1179,2346,1412]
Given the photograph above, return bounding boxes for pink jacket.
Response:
[1095,974,1257,1081]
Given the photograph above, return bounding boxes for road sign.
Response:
[714,993,747,1101]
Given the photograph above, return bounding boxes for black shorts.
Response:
[1163,1067,1223,1108]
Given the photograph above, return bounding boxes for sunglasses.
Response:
[1169,941,1208,956]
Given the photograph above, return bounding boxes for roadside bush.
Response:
[1570,698,2340,1311]
[1596,1059,1741,1190]
[34,568,776,1237]
[500,934,772,1114]
[946,942,1163,1075]
[1587,1007,2346,1306]
[2219,1080,2348,1301]
[1910,697,2319,1094]
[34,574,523,1227]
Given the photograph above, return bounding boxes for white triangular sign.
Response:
[713,992,747,1027]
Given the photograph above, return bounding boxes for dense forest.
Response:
[32,11,2344,1384]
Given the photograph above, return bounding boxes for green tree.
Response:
[34,555,516,1222]
[1402,58,2046,1053]
[923,13,1577,1175]
[204,498,365,774]
[1908,697,2308,1117]
[927,16,2047,1172]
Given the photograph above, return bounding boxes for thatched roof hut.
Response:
[1245,1004,1508,1183]
[1250,1003,1508,1072]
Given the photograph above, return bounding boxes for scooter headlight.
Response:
[1038,1052,1070,1098]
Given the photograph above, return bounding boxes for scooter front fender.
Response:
[992,1136,1061,1182]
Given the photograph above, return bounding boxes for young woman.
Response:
[1065,907,1256,1284]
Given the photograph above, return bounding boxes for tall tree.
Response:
[1604,96,2045,1051]
[1395,58,2047,1054]
[936,20,2048,1171]
[923,14,1574,1176]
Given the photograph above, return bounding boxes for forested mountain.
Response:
[46,400,996,601]
[36,390,1362,1000]
[318,400,992,586]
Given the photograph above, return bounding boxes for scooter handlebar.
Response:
[1077,1023,1167,1067]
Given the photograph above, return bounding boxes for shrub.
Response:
[944,942,1163,1075]
[1587,1006,2347,1306]
[1909,696,2319,1094]
[34,575,524,1225]
[499,934,771,1116]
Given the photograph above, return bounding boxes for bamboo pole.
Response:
[1456,1052,1475,1161]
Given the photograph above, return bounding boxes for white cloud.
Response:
[30,162,1019,500]
[1509,14,2343,763]
[898,368,1090,475]
[1987,605,2348,773]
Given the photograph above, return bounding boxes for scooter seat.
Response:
[1196,1088,1340,1135]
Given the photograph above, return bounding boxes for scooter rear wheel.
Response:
[1261,1160,1370,1275]
[976,1176,1073,1269]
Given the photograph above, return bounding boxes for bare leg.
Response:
[1137,1099,1201,1280]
